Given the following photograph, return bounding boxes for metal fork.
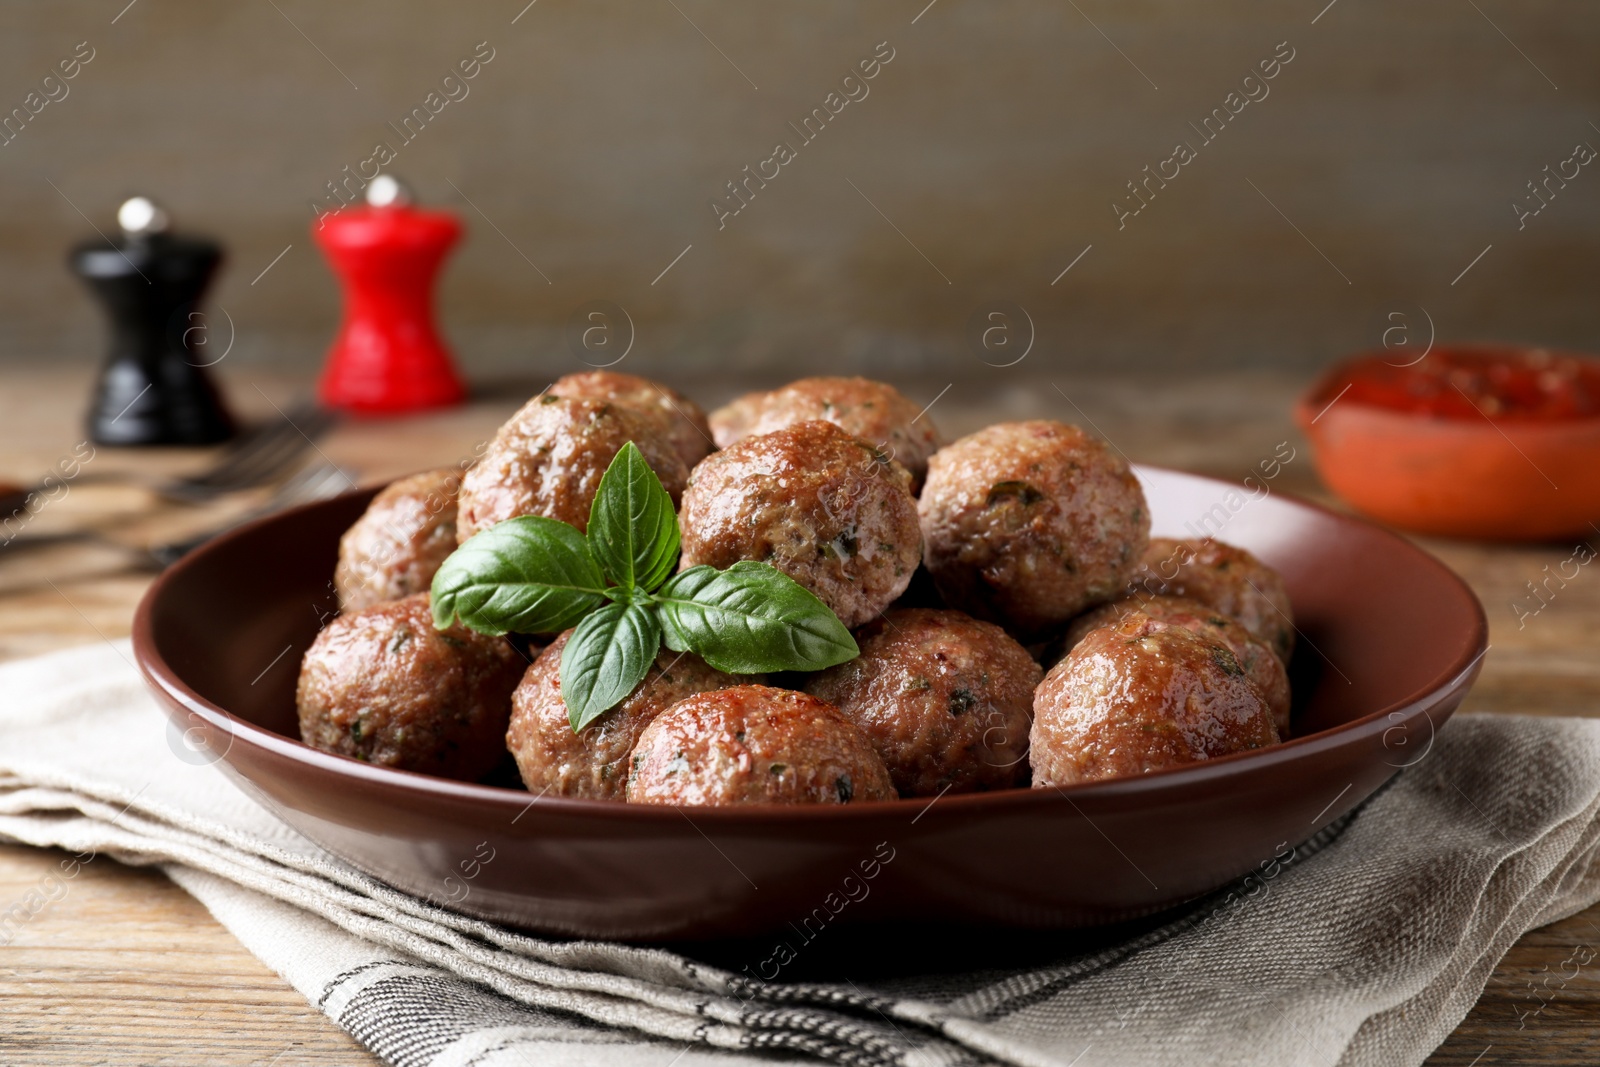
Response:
[158,402,340,503]
[147,460,357,566]
[0,401,338,517]
[2,461,356,569]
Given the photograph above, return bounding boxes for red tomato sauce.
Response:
[1334,348,1600,421]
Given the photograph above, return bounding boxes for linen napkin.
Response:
[2,641,1599,1067]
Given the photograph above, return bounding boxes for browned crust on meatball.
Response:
[296,594,528,781]
[678,420,922,628]
[804,609,1040,795]
[1128,537,1295,663]
[708,377,944,491]
[457,395,689,542]
[506,630,747,800]
[335,468,462,612]
[1054,595,1291,735]
[625,685,895,805]
[549,371,713,471]
[1030,611,1280,787]
[917,421,1150,640]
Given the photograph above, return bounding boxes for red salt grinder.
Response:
[313,175,467,414]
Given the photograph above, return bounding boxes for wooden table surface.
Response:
[1,364,1597,1065]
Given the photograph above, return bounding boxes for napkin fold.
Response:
[2,641,1598,1067]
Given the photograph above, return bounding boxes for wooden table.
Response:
[2,365,1597,1065]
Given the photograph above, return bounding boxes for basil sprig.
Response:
[657,563,860,675]
[431,442,858,731]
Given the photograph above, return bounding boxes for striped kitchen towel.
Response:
[2,641,1599,1067]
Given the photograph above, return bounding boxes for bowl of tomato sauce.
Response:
[1295,345,1600,541]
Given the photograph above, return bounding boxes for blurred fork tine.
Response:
[211,407,337,489]
[161,428,294,499]
[147,460,357,567]
[159,402,337,502]
[1,461,358,563]
[169,403,328,493]
[0,403,337,510]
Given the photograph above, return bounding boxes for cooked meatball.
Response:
[626,685,895,805]
[804,608,1040,795]
[1030,610,1280,787]
[917,421,1150,640]
[678,420,922,628]
[1056,595,1291,735]
[296,594,527,781]
[548,370,713,471]
[1127,538,1295,663]
[506,630,746,800]
[457,395,689,542]
[709,377,944,491]
[334,468,462,611]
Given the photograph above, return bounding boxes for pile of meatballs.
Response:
[297,373,1296,806]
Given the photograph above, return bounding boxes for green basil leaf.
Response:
[431,516,607,636]
[656,561,859,674]
[586,441,680,594]
[560,601,661,731]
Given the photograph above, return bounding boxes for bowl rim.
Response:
[132,464,1489,824]
[1295,343,1600,430]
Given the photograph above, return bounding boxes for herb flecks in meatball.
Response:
[1128,537,1295,663]
[335,468,463,611]
[709,377,944,491]
[805,608,1041,795]
[457,395,688,542]
[506,630,746,800]
[626,685,895,805]
[918,420,1150,640]
[1057,594,1291,735]
[1030,610,1279,787]
[678,420,922,628]
[296,593,527,781]
[549,370,714,471]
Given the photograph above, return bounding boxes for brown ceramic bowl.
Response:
[133,466,1487,941]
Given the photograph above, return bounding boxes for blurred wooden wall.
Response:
[0,0,1595,385]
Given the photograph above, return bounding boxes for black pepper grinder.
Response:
[74,197,235,445]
